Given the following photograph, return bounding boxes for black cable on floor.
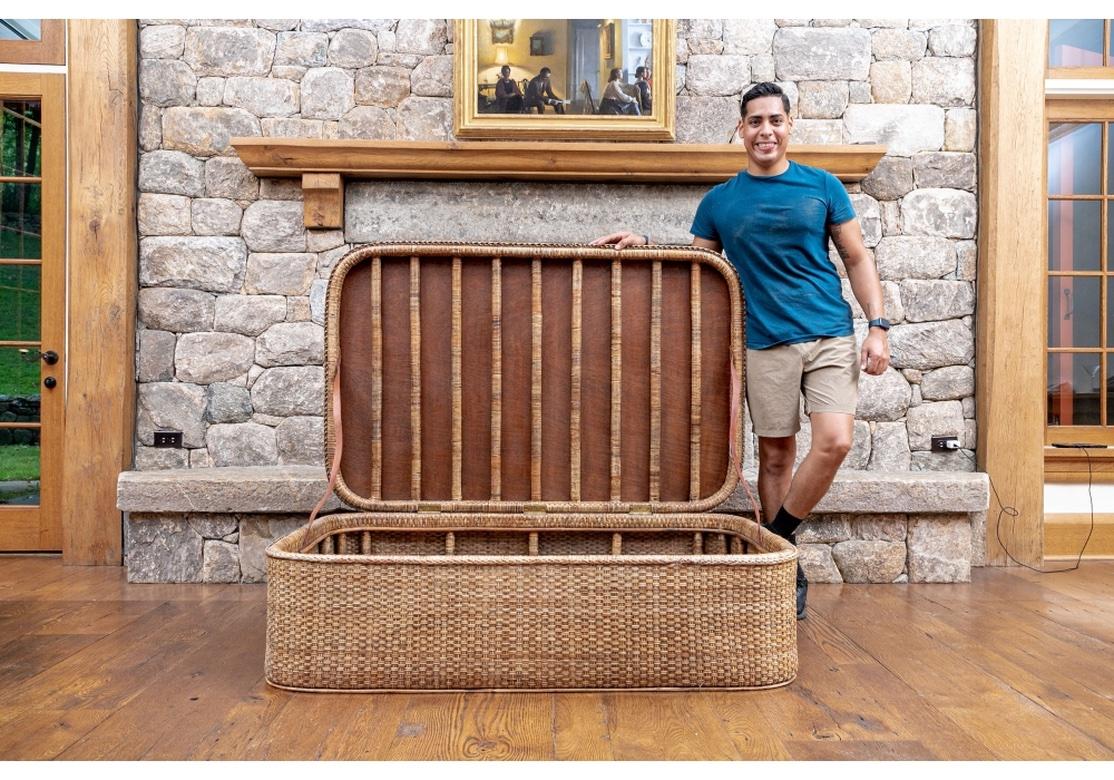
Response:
[963,447,1095,574]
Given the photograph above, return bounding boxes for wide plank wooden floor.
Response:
[1,555,1113,760]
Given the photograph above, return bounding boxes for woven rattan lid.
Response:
[324,242,744,515]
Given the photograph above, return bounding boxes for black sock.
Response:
[768,506,803,541]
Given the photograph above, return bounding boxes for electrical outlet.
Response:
[153,430,183,448]
[931,435,960,452]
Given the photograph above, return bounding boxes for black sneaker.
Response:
[796,561,808,620]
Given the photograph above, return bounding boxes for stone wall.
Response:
[123,510,979,583]
[135,18,978,477]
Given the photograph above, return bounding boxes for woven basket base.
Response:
[266,512,798,692]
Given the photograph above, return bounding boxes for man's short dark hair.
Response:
[539,67,551,77]
[635,66,647,78]
[740,82,790,117]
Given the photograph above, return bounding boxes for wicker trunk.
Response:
[266,243,798,691]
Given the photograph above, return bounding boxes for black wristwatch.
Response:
[868,318,892,332]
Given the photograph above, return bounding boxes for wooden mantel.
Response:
[230,138,886,229]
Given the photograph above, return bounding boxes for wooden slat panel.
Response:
[420,257,452,500]
[700,265,731,499]
[370,257,383,498]
[579,260,612,502]
[461,257,493,500]
[620,262,651,502]
[976,20,1048,566]
[690,263,702,500]
[379,257,413,499]
[659,263,692,502]
[531,259,543,500]
[650,262,662,502]
[333,249,739,511]
[610,260,623,501]
[410,257,423,499]
[500,259,532,501]
[338,261,373,498]
[570,260,583,501]
[490,258,502,499]
[451,257,463,501]
[61,22,134,562]
[541,261,572,501]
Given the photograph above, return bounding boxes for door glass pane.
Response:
[1049,123,1101,195]
[0,182,41,259]
[0,435,39,506]
[1108,354,1114,424]
[1048,201,1101,271]
[1109,124,1114,194]
[1048,352,1102,426]
[1049,277,1102,348]
[1049,19,1105,67]
[0,264,40,341]
[1,100,42,177]
[0,346,40,421]
[0,19,41,41]
[1109,277,1114,347]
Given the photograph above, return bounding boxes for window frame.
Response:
[0,19,64,66]
[1047,18,1114,78]
[1044,99,1114,446]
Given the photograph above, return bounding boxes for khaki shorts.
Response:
[746,335,860,437]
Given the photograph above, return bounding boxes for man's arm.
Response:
[830,219,890,376]
[589,232,722,252]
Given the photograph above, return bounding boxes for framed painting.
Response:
[453,19,675,141]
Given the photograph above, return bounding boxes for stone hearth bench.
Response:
[117,467,989,585]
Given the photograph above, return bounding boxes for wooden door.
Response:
[0,72,64,551]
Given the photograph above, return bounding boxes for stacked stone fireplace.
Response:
[125,18,986,583]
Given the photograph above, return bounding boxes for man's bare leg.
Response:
[758,413,853,620]
[757,435,795,520]
[779,412,854,519]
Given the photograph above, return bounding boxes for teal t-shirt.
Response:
[690,161,856,350]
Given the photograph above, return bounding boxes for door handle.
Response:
[17,349,59,365]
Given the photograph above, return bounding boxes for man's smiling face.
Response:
[737,95,792,171]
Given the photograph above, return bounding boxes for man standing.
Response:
[591,82,890,619]
[524,67,566,114]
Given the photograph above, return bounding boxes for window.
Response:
[0,19,64,65]
[0,20,41,41]
[1049,20,1109,67]
[1046,107,1114,444]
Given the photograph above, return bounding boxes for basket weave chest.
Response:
[265,242,798,691]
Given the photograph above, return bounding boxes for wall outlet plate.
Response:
[153,430,183,448]
[931,435,960,452]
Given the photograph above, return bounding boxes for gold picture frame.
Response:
[453,19,675,141]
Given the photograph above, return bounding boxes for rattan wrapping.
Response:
[266,242,798,692]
